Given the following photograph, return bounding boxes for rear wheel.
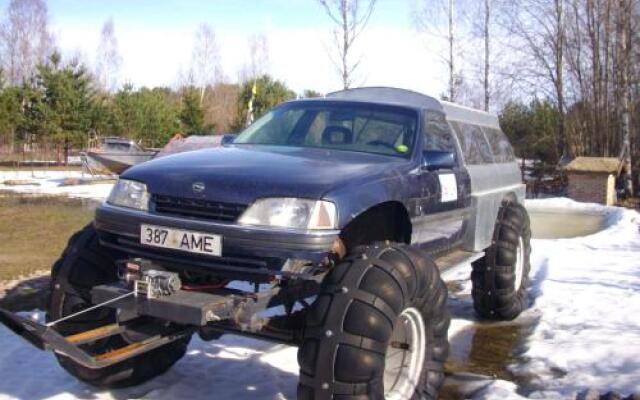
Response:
[471,201,532,320]
[297,243,450,399]
[47,224,191,388]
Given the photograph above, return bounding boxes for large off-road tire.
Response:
[47,223,191,388]
[297,244,450,400]
[471,201,532,320]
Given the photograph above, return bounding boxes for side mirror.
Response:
[221,134,236,145]
[422,150,456,171]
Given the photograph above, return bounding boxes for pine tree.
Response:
[232,75,296,131]
[23,52,96,163]
[180,88,204,135]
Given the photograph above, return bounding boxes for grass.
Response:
[0,194,96,280]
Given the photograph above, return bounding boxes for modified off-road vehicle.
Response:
[0,87,531,399]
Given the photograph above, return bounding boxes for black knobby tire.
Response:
[47,223,191,388]
[297,244,450,400]
[471,201,532,320]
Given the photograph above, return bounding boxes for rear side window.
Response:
[482,127,515,163]
[423,111,457,155]
[450,121,494,165]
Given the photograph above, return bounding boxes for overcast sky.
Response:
[0,0,450,96]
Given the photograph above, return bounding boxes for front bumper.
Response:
[95,203,339,275]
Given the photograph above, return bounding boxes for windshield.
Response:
[234,102,418,158]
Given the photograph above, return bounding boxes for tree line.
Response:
[412,0,639,193]
[0,55,297,155]
[0,0,303,159]
[318,0,639,192]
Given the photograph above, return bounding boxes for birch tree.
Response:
[506,0,568,161]
[248,33,270,80]
[617,0,633,194]
[483,0,491,111]
[414,0,462,102]
[190,23,222,104]
[95,18,122,92]
[317,0,377,89]
[0,0,54,85]
[238,33,270,84]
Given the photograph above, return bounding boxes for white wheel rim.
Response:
[384,307,426,400]
[514,236,525,292]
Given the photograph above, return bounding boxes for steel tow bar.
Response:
[0,291,194,370]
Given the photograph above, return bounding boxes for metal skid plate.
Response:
[91,284,243,326]
[0,307,192,369]
[0,276,282,369]
[0,308,49,350]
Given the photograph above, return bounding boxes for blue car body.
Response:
[95,88,523,279]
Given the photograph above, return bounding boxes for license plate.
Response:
[140,224,222,257]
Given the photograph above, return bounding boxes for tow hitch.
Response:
[0,258,289,369]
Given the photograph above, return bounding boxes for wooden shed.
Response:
[564,157,622,205]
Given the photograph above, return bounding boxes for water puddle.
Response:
[440,206,608,398]
[528,207,606,239]
[447,322,525,380]
[439,289,539,399]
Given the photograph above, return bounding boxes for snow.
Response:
[0,170,114,200]
[0,197,638,399]
[0,322,300,400]
[510,199,640,398]
[473,198,640,399]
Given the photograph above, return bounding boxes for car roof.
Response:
[440,101,500,128]
[324,87,501,130]
[286,87,501,130]
[325,87,443,112]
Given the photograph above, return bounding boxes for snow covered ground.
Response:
[0,197,638,399]
[0,170,114,200]
[507,199,640,398]
[445,198,640,399]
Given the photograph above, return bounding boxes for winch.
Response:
[118,259,182,299]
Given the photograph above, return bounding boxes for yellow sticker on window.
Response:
[396,144,409,153]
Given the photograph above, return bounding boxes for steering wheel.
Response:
[366,140,398,151]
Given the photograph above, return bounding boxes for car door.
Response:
[410,110,472,253]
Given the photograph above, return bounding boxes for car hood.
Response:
[122,145,410,205]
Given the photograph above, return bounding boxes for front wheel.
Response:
[472,201,532,320]
[47,224,191,388]
[297,244,450,400]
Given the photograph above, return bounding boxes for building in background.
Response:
[565,157,624,205]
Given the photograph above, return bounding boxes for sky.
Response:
[0,0,450,96]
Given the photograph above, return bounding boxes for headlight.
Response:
[107,179,150,211]
[238,198,337,230]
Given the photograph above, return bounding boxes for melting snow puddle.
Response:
[528,206,607,239]
[439,198,640,399]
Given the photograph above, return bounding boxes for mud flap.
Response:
[0,308,192,369]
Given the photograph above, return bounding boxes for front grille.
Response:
[152,195,247,223]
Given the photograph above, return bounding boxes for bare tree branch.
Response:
[317,0,377,89]
[95,18,122,92]
[0,0,54,85]
[190,23,223,104]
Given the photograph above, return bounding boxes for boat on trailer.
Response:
[81,137,157,175]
